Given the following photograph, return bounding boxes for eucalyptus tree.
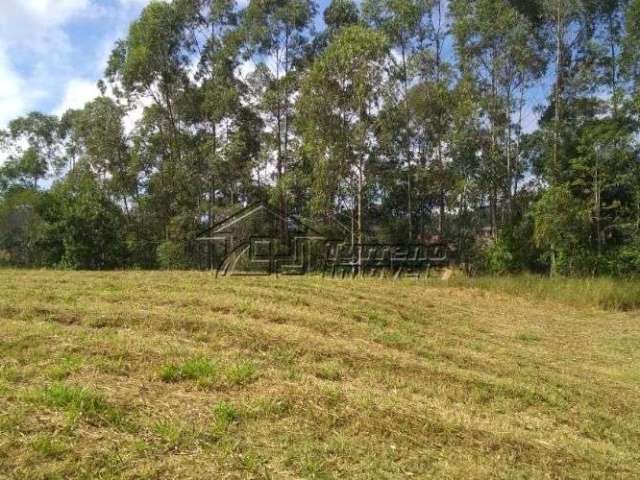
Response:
[324,0,360,32]
[182,0,263,225]
[0,113,64,189]
[545,1,628,122]
[242,0,317,232]
[0,116,63,266]
[307,0,360,58]
[451,0,544,234]
[363,0,433,240]
[105,0,194,239]
[298,25,388,267]
[619,0,640,240]
[591,0,628,117]
[623,0,640,105]
[416,0,460,237]
[63,98,134,204]
[534,0,582,185]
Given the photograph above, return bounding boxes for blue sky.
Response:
[0,0,151,127]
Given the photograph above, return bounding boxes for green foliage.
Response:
[156,240,191,270]
[623,0,640,94]
[159,358,219,383]
[51,169,129,269]
[612,236,640,277]
[212,401,240,428]
[1,0,639,278]
[0,113,63,188]
[480,200,544,274]
[106,1,188,93]
[0,188,55,267]
[482,238,515,274]
[298,25,388,230]
[36,383,125,426]
[324,0,360,31]
[532,185,591,275]
[225,360,258,386]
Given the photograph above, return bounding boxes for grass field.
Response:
[1,270,639,479]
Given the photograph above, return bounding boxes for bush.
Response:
[532,185,591,276]
[482,238,514,274]
[157,241,190,270]
[478,220,543,275]
[615,238,640,277]
[49,170,129,269]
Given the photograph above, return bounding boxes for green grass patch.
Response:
[48,354,84,380]
[515,332,541,343]
[313,361,344,381]
[159,357,219,384]
[35,383,126,427]
[153,419,198,450]
[30,434,70,459]
[225,360,258,386]
[0,364,25,383]
[213,401,239,429]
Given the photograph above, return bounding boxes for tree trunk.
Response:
[357,157,364,276]
[553,1,563,183]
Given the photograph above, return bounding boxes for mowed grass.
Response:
[0,270,639,479]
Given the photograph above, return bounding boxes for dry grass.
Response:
[0,270,639,479]
[448,274,640,311]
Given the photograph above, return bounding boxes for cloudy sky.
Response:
[0,0,151,128]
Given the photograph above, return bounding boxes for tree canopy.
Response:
[1,0,639,275]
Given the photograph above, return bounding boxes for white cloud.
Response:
[19,0,91,26]
[0,0,155,166]
[0,0,152,121]
[53,79,101,116]
[0,0,91,129]
[0,47,26,128]
[236,60,258,81]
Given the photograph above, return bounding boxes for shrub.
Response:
[482,238,514,274]
[157,241,190,270]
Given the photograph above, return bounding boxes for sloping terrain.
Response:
[0,270,639,479]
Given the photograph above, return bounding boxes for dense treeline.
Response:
[1,0,639,274]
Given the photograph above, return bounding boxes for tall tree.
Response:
[623,0,640,103]
[298,25,388,268]
[243,0,317,235]
[0,113,63,189]
[187,1,262,218]
[452,0,544,233]
[106,0,193,239]
[363,0,432,240]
